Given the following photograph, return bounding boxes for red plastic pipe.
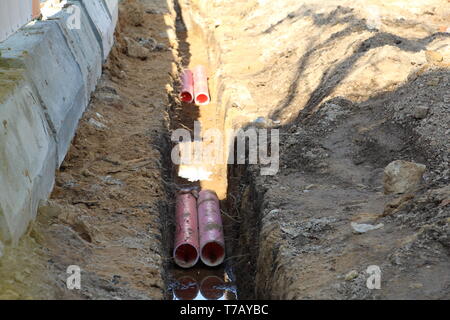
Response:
[193,65,211,105]
[180,70,194,103]
[197,190,225,267]
[173,191,200,268]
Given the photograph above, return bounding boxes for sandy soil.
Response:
[1,0,449,300]
[0,0,179,299]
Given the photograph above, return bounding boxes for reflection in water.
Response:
[174,276,199,300]
[169,267,237,300]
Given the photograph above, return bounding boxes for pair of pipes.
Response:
[180,65,211,105]
[173,190,225,268]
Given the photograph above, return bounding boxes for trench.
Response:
[0,0,264,300]
[164,1,258,300]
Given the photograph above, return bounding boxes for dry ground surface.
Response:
[0,0,449,300]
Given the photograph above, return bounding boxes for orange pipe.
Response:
[180,70,194,103]
[173,191,200,268]
[197,190,225,267]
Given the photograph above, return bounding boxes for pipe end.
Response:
[195,93,210,105]
[180,91,194,103]
[201,241,225,267]
[174,243,200,268]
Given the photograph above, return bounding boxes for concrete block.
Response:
[0,71,57,243]
[0,21,87,165]
[46,3,103,99]
[75,0,116,60]
[103,0,119,28]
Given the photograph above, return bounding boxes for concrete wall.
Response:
[0,0,118,244]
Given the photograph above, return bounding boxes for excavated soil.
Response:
[1,0,449,300]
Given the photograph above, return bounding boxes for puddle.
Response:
[168,265,237,300]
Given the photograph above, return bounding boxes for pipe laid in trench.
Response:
[198,190,225,267]
[180,69,194,103]
[193,65,211,105]
[173,191,200,268]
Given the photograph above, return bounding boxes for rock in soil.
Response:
[383,160,426,194]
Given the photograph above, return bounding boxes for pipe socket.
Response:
[193,65,211,105]
[197,190,225,267]
[173,191,200,268]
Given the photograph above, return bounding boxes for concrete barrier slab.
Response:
[75,0,116,60]
[0,72,56,243]
[0,21,87,165]
[104,0,119,27]
[48,3,103,99]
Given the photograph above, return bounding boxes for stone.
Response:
[383,160,426,194]
[88,118,108,130]
[345,270,359,281]
[38,204,62,224]
[413,105,429,119]
[138,37,158,51]
[124,37,150,59]
[409,282,423,289]
[351,222,384,233]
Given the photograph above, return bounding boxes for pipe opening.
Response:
[174,243,199,268]
[195,93,209,104]
[180,92,193,103]
[201,241,225,267]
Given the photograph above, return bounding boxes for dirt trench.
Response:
[1,0,450,300]
[0,0,251,300]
